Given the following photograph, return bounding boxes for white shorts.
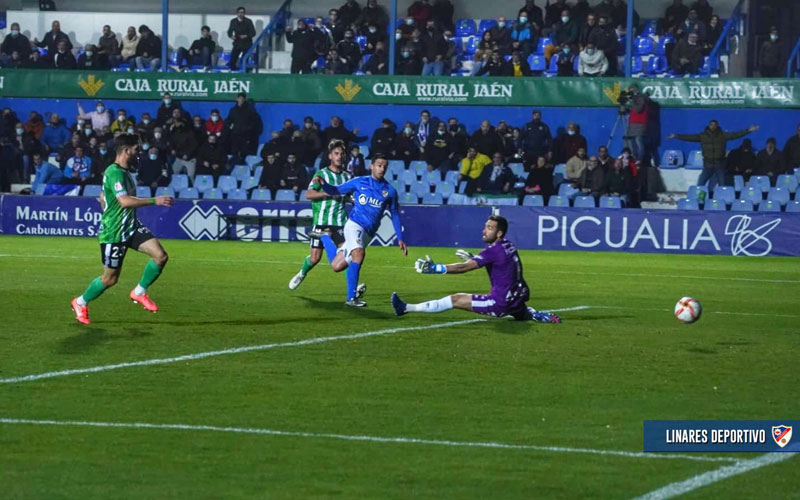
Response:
[342,220,371,263]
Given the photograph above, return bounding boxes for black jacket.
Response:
[258,160,282,190]
[196,142,227,170]
[35,30,72,53]
[49,50,77,69]
[171,128,198,159]
[78,53,108,70]
[227,17,256,48]
[470,129,503,157]
[280,161,308,190]
[226,102,260,138]
[364,50,388,74]
[1,33,32,59]
[370,126,396,157]
[287,27,318,61]
[136,34,162,59]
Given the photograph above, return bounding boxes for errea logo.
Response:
[179,205,226,240]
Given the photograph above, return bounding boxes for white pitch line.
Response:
[0,319,485,384]
[0,418,737,464]
[633,451,798,500]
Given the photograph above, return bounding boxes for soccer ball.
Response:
[674,297,702,324]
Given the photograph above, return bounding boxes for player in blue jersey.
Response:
[391,215,561,323]
[313,154,408,307]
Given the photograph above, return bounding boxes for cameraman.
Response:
[618,84,650,165]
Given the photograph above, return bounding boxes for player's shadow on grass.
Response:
[297,297,391,319]
[58,327,152,354]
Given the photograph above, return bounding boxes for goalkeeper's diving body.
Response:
[392,215,561,323]
[313,153,408,307]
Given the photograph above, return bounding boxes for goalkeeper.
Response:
[392,215,561,323]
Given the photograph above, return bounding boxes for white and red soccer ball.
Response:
[675,297,702,324]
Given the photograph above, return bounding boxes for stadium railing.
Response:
[239,0,293,73]
[787,35,800,78]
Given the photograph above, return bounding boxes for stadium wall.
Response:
[1,195,798,257]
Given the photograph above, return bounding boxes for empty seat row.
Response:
[678,198,800,213]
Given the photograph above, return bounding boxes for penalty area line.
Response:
[0,319,485,385]
[0,418,737,464]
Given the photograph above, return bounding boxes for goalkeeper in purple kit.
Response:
[392,215,561,323]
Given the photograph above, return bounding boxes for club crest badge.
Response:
[772,425,792,448]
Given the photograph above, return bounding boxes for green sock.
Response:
[139,259,164,289]
[300,255,316,276]
[81,277,108,303]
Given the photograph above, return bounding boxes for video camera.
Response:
[617,89,635,106]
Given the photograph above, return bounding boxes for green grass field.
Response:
[1,235,798,499]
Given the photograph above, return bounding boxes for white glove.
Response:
[415,255,446,274]
[455,249,474,262]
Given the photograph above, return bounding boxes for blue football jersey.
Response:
[322,175,404,238]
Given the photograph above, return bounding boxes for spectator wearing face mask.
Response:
[41,113,72,154]
[1,23,32,67]
[477,152,515,195]
[371,118,397,159]
[755,138,787,185]
[48,40,77,69]
[552,9,579,47]
[336,28,363,73]
[279,153,308,196]
[76,101,111,131]
[425,121,453,179]
[554,122,588,165]
[555,42,576,76]
[78,44,107,70]
[577,156,604,199]
[758,27,786,78]
[205,110,224,138]
[135,113,155,140]
[489,17,513,56]
[587,15,618,75]
[90,141,114,177]
[511,11,537,57]
[110,111,134,134]
[196,135,227,181]
[286,19,319,74]
[157,93,185,127]
[64,146,93,185]
[363,23,387,54]
[361,0,389,33]
[395,40,423,75]
[394,121,422,165]
[578,42,607,76]
[408,0,433,27]
[299,116,323,161]
[11,122,43,182]
[421,20,447,76]
[670,32,703,75]
[364,41,388,74]
[346,145,368,177]
[137,146,170,192]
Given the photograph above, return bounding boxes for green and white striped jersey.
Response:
[98,163,140,244]
[310,168,350,227]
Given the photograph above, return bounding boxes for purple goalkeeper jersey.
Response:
[472,237,530,308]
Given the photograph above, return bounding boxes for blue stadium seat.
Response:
[634,36,654,55]
[713,186,736,205]
[231,165,251,182]
[463,36,477,55]
[360,145,370,158]
[179,187,199,199]
[422,171,440,185]
[574,196,596,208]
[733,175,745,193]
[354,35,367,51]
[546,53,559,75]
[703,198,725,211]
[641,20,658,36]
[445,170,460,185]
[775,174,798,194]
[450,36,463,54]
[400,192,419,204]
[758,199,781,212]
[527,54,546,71]
[686,150,704,169]
[155,187,175,197]
[767,187,790,206]
[203,188,223,200]
[730,199,754,212]
[677,198,699,210]
[739,186,762,206]
[227,188,248,200]
[748,175,771,193]
[169,50,180,65]
[411,181,429,197]
[169,174,189,192]
[215,51,232,69]
[558,183,580,200]
[630,56,643,74]
[599,196,622,209]
[217,175,238,194]
[275,189,296,201]
[617,35,626,55]
[457,180,468,193]
[436,182,454,199]
[245,155,261,168]
[82,185,102,197]
[401,169,418,186]
[193,175,214,192]
[794,167,800,180]
[390,180,405,194]
[536,37,552,55]
[455,19,476,37]
[686,185,709,201]
[786,201,800,213]
[522,195,544,207]
[660,149,684,168]
[410,160,427,177]
[136,186,152,197]
[548,195,569,207]
[422,192,444,205]
[251,189,271,201]
[241,176,259,190]
[477,19,497,35]
[655,34,675,56]
[646,56,668,76]
[508,163,525,178]
[386,160,404,180]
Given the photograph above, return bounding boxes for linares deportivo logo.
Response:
[78,75,105,97]
[724,215,781,257]
[335,79,362,102]
[772,425,792,448]
[179,205,227,240]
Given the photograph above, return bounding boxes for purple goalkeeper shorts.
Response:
[471,294,527,319]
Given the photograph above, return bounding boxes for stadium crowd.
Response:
[2,94,799,208]
[0,0,791,76]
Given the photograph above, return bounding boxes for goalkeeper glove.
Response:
[415,255,447,274]
[455,249,474,262]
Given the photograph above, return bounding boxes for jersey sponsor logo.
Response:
[179,205,226,240]
[114,182,123,192]
[357,193,383,208]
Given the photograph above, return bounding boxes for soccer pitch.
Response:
[0,236,797,499]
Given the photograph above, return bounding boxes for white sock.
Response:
[406,296,453,313]
[134,284,147,296]
[76,296,87,306]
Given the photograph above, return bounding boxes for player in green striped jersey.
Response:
[289,139,362,296]
[70,134,174,325]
